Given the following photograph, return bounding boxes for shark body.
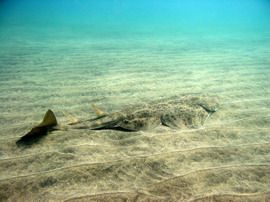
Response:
[16,95,218,146]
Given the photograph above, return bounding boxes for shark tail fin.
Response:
[91,104,107,117]
[38,109,58,127]
[16,110,58,147]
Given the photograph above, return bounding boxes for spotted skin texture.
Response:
[73,95,219,131]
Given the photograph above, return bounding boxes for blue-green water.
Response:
[1,0,270,201]
[1,0,270,37]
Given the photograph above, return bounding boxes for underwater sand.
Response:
[0,32,270,201]
[1,0,270,200]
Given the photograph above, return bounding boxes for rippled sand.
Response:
[0,34,270,201]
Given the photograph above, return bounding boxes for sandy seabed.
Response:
[0,34,270,201]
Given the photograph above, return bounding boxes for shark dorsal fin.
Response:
[91,104,107,117]
[38,109,57,127]
[62,111,80,125]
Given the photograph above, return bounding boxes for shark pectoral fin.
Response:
[91,104,107,117]
[16,110,58,147]
[119,117,160,131]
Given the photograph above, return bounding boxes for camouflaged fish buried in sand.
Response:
[16,95,219,146]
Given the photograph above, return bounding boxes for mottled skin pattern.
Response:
[72,95,219,131]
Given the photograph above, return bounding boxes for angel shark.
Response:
[16,95,219,146]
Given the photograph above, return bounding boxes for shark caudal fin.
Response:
[91,104,107,117]
[16,109,58,147]
[37,109,57,127]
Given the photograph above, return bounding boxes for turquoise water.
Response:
[1,0,270,201]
